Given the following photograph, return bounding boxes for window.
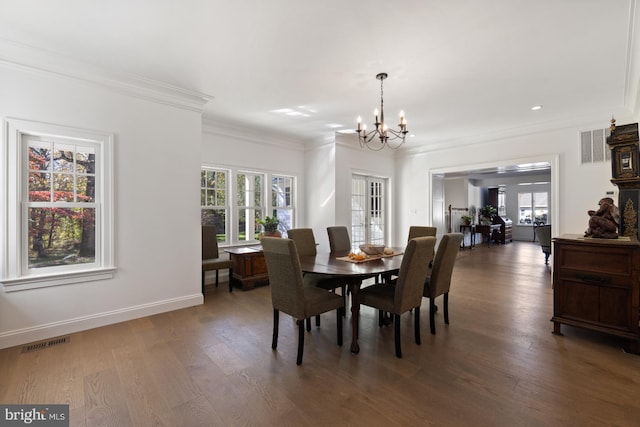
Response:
[271,175,294,234]
[201,166,296,244]
[518,191,548,225]
[201,168,229,243]
[236,172,263,242]
[1,118,114,292]
[351,174,387,250]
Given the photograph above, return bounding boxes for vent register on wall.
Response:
[581,127,611,164]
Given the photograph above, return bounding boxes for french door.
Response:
[351,174,387,250]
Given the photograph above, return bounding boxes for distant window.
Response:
[237,172,263,242]
[518,191,548,225]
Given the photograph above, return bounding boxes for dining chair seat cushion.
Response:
[202,254,232,272]
[296,286,345,318]
[358,284,395,313]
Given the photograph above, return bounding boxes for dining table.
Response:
[298,247,405,354]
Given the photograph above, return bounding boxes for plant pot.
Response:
[260,231,282,239]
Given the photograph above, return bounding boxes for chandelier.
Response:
[356,72,408,150]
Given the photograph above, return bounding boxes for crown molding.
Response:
[400,108,635,158]
[202,116,306,151]
[0,38,213,113]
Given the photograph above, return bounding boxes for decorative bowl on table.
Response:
[359,244,385,255]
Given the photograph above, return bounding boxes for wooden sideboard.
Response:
[225,246,269,290]
[552,234,640,354]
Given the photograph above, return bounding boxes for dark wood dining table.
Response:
[298,248,405,354]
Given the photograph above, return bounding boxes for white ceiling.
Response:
[0,0,637,148]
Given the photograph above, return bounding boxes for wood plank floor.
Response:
[2,241,640,426]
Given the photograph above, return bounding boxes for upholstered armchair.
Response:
[202,226,232,294]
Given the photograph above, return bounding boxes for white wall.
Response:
[0,65,204,349]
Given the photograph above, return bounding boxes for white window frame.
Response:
[351,174,388,250]
[1,118,115,292]
[235,170,264,244]
[270,174,295,235]
[201,167,230,244]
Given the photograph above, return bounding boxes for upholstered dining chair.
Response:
[287,228,347,327]
[202,225,233,294]
[383,225,438,284]
[423,233,463,335]
[358,236,437,358]
[327,226,352,253]
[261,237,344,365]
[535,225,552,264]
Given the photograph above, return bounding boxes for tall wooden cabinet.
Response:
[552,234,640,353]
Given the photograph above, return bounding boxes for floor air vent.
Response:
[21,336,70,353]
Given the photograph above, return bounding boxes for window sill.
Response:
[0,267,116,293]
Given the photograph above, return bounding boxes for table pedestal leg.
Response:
[349,280,361,353]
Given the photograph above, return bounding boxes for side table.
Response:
[225,246,269,290]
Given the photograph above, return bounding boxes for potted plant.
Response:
[479,205,497,225]
[461,215,473,225]
[258,215,281,238]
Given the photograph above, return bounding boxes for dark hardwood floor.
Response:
[1,241,640,426]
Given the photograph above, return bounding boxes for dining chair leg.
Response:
[272,309,279,349]
[378,310,384,327]
[316,315,320,327]
[444,293,449,325]
[414,306,421,345]
[228,268,233,293]
[336,307,343,346]
[296,319,305,365]
[201,271,205,294]
[394,313,402,358]
[306,318,311,332]
[429,298,436,335]
[215,270,219,287]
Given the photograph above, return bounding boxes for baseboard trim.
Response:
[0,293,204,350]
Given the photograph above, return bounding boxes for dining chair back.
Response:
[202,225,233,294]
[286,228,317,256]
[408,226,437,240]
[327,226,352,253]
[424,232,463,334]
[261,237,344,365]
[359,236,437,358]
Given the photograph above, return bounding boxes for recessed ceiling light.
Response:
[531,105,543,111]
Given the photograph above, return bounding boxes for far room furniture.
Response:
[474,224,501,246]
[298,247,405,354]
[327,226,352,253]
[225,246,269,290]
[535,224,552,264]
[459,224,476,249]
[201,226,232,294]
[261,237,344,365]
[492,215,513,244]
[358,237,437,358]
[423,233,464,335]
[552,234,640,354]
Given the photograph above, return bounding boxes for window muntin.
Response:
[201,168,228,243]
